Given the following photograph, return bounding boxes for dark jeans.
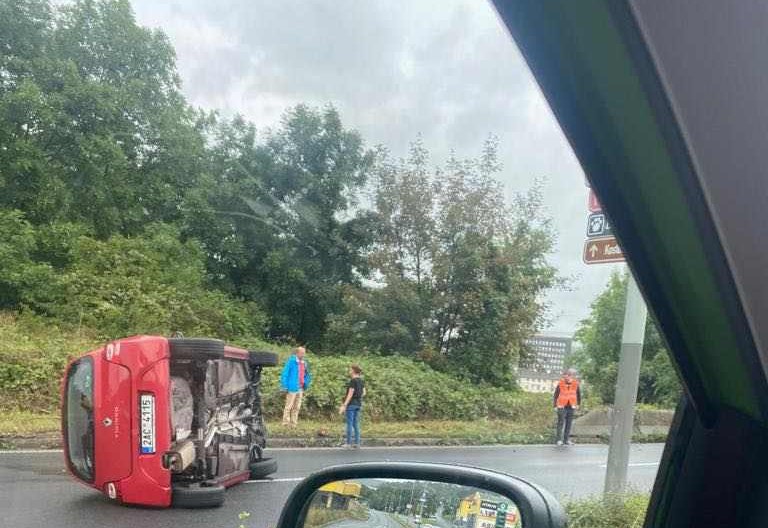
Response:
[555,406,575,443]
[346,404,361,445]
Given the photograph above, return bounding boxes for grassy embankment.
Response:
[0,312,553,443]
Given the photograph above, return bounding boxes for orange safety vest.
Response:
[556,378,579,408]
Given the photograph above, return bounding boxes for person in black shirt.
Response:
[339,364,365,448]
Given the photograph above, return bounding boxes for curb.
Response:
[0,433,664,451]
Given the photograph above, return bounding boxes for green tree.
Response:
[0,0,51,71]
[572,271,681,407]
[329,138,559,386]
[187,106,377,346]
[0,1,379,347]
[0,0,206,237]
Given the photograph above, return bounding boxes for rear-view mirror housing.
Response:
[275,461,566,528]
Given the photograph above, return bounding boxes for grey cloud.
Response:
[130,0,616,334]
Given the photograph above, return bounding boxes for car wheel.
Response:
[249,457,278,479]
[171,483,225,508]
[248,350,278,367]
[169,338,224,360]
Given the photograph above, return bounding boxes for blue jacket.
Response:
[280,355,312,392]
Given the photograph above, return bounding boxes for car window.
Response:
[1,1,686,526]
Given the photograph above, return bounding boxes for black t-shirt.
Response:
[347,377,364,407]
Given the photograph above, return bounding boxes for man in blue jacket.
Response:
[280,346,312,427]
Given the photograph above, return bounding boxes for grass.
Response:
[0,312,670,446]
[269,417,553,444]
[0,412,665,446]
[565,493,650,528]
[0,312,101,412]
[390,513,413,528]
[0,410,61,435]
[0,412,552,444]
[304,501,368,528]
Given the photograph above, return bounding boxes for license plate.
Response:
[139,394,155,454]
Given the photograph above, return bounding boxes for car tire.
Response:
[169,338,225,360]
[248,350,278,367]
[171,484,225,508]
[249,457,278,479]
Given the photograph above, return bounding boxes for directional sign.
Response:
[588,190,602,213]
[583,236,625,264]
[495,502,509,528]
[586,212,613,238]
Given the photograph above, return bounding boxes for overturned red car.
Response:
[61,336,278,508]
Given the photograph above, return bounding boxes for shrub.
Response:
[0,311,550,425]
[260,353,551,421]
[565,494,649,528]
[0,210,59,311]
[0,312,100,411]
[14,221,267,341]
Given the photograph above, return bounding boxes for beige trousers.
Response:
[282,391,304,426]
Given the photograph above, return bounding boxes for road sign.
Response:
[588,190,602,212]
[583,236,625,264]
[495,502,509,528]
[586,212,613,238]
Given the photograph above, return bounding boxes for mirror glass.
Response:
[302,478,522,528]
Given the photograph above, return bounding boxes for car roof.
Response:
[492,0,768,426]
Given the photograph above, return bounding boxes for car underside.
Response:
[167,357,269,483]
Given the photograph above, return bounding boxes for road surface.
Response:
[0,444,664,528]
[319,509,402,528]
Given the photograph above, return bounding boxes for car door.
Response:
[491,1,768,526]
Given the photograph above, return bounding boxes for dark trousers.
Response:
[555,406,575,442]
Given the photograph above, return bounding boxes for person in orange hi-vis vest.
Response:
[553,368,581,446]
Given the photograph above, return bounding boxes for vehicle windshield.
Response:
[3,0,698,525]
[64,358,95,482]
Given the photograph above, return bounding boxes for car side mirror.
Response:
[275,462,566,528]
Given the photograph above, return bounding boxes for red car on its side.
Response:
[61,336,278,508]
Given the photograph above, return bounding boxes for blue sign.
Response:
[586,213,612,238]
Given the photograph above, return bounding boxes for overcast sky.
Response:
[130,0,622,335]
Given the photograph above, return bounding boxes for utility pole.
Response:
[604,272,648,495]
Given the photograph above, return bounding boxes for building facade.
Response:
[517,335,573,393]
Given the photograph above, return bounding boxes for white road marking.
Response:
[0,444,583,454]
[0,445,505,455]
[0,444,665,455]
[268,443,611,451]
[598,462,659,468]
[0,449,63,454]
[244,477,305,483]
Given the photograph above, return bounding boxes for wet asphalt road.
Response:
[322,509,402,528]
[0,444,664,528]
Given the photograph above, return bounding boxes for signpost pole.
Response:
[604,271,648,495]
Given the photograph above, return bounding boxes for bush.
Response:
[3,218,267,341]
[0,311,549,425]
[566,494,649,528]
[260,353,552,421]
[0,312,100,411]
[0,210,59,311]
[0,311,273,412]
